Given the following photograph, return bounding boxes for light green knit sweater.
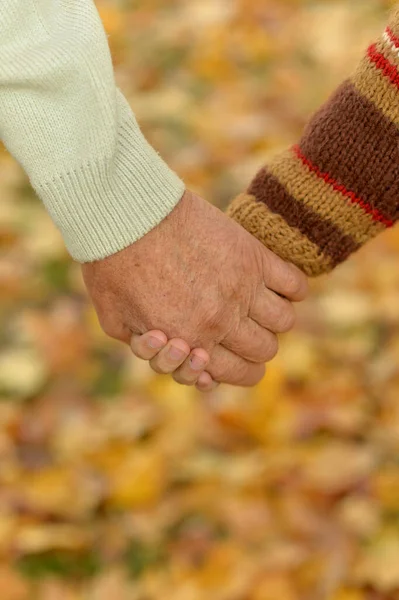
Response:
[0,0,185,262]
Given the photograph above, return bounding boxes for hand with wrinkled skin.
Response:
[130,330,216,392]
[82,190,308,387]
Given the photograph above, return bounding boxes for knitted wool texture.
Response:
[228,8,399,277]
[0,0,185,263]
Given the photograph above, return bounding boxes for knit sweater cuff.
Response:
[228,8,399,277]
[33,95,185,263]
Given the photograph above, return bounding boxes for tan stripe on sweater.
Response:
[228,193,332,277]
[352,56,399,127]
[267,150,385,244]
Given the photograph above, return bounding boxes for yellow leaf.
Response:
[329,590,365,600]
[0,567,29,600]
[354,529,399,592]
[373,466,399,511]
[15,468,98,518]
[252,573,298,600]
[301,441,374,494]
[0,349,47,397]
[108,448,166,509]
[14,525,89,553]
[244,362,286,442]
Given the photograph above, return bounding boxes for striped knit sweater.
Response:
[228,8,399,277]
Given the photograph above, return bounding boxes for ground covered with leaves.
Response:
[1,0,399,598]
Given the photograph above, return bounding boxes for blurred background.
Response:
[1,0,399,598]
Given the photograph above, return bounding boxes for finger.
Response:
[172,348,210,386]
[196,371,219,393]
[207,345,266,387]
[263,251,309,301]
[250,287,296,334]
[223,318,279,363]
[130,330,168,360]
[149,338,190,374]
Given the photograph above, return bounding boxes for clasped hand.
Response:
[82,190,308,390]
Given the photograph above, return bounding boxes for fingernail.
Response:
[190,355,206,371]
[148,336,165,349]
[168,346,186,361]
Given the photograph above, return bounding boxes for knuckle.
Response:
[251,364,266,386]
[209,357,237,384]
[130,338,149,359]
[233,360,249,382]
[129,337,138,353]
[275,302,296,333]
[286,266,308,299]
[264,334,279,362]
[201,310,225,341]
[224,359,249,385]
[99,317,119,340]
[151,364,167,375]
[133,347,147,360]
[197,378,212,391]
[149,359,169,375]
[247,332,271,363]
[173,373,195,386]
[283,267,303,297]
[239,363,266,387]
[202,297,239,343]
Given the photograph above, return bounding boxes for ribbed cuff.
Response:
[33,98,185,263]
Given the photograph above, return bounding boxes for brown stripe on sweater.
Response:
[353,55,399,127]
[228,193,333,276]
[299,80,399,223]
[247,167,359,266]
[267,149,385,244]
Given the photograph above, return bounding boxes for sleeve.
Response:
[228,7,399,277]
[0,0,185,262]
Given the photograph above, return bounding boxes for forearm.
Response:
[229,7,399,277]
[0,0,184,262]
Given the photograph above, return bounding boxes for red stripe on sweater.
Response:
[386,26,399,50]
[367,43,399,91]
[292,145,394,228]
